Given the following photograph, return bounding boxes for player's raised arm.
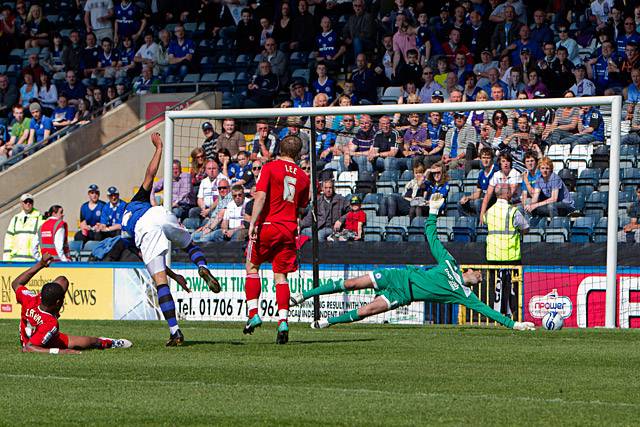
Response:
[424,194,454,263]
[11,253,54,292]
[141,132,164,192]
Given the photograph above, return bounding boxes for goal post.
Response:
[164,95,622,328]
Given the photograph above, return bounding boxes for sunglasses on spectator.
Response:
[343,118,354,121]
[253,166,262,170]
[558,29,568,33]
[218,186,229,190]
[232,193,244,198]
[423,71,433,75]
[196,154,205,159]
[22,199,33,204]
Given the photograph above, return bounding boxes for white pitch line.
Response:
[1,372,637,410]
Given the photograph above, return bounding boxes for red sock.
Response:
[275,282,290,324]
[96,338,112,349]
[245,274,261,318]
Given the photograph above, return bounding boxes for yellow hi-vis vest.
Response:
[3,209,42,262]
[485,199,521,262]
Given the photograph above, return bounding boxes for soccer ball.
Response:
[542,311,564,331]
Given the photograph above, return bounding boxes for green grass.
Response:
[1,320,639,426]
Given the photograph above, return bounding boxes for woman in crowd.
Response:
[36,205,70,262]
[19,72,38,108]
[24,4,50,49]
[190,147,207,193]
[37,73,57,115]
[467,89,489,132]
[487,110,514,152]
[424,161,449,215]
[382,163,429,221]
[272,2,292,51]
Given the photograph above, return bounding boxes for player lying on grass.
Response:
[13,254,132,354]
[291,194,536,331]
[121,132,220,346]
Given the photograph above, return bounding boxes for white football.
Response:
[542,311,564,330]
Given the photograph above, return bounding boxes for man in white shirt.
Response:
[84,0,114,42]
[569,64,597,96]
[194,160,230,224]
[134,32,160,75]
[479,152,522,224]
[211,185,248,241]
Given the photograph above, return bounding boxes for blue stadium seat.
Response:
[436,217,456,242]
[475,225,488,243]
[362,193,382,205]
[585,191,607,218]
[401,170,414,180]
[570,216,596,243]
[448,169,465,181]
[379,170,400,182]
[545,228,568,242]
[364,226,383,241]
[523,228,544,243]
[388,216,410,227]
[452,216,476,242]
[384,226,406,241]
[368,215,389,228]
[446,192,463,216]
[407,226,425,241]
[410,216,426,228]
[376,182,397,195]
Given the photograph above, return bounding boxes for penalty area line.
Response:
[0,373,637,409]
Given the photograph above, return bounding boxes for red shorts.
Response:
[23,332,69,349]
[246,223,298,274]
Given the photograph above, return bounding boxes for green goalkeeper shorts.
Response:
[370,268,413,309]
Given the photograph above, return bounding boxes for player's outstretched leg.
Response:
[161,219,221,293]
[67,335,133,350]
[290,278,347,306]
[243,271,262,334]
[311,297,390,329]
[275,276,290,344]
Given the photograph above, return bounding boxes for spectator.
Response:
[442,27,473,66]
[561,104,605,147]
[617,17,640,57]
[418,66,443,103]
[505,67,526,100]
[416,11,436,60]
[504,115,543,161]
[0,74,18,118]
[260,37,288,86]
[301,179,349,241]
[347,114,375,173]
[217,148,233,178]
[90,87,105,115]
[590,0,613,30]
[190,147,207,192]
[529,9,554,47]
[216,118,246,160]
[401,112,428,166]
[244,61,279,108]
[26,102,53,147]
[310,63,336,103]
[570,64,597,97]
[290,81,313,108]
[624,103,640,144]
[74,184,107,242]
[330,195,366,241]
[22,54,45,82]
[191,179,233,240]
[1,105,30,158]
[521,151,541,208]
[134,31,160,75]
[189,160,230,228]
[80,32,101,78]
[133,65,159,94]
[167,24,195,78]
[24,5,50,49]
[201,121,219,160]
[277,116,310,159]
[210,185,248,242]
[425,161,450,214]
[62,30,83,73]
[251,120,279,161]
[587,40,619,94]
[272,2,293,49]
[468,11,491,61]
[151,159,195,221]
[44,33,67,74]
[342,0,375,58]
[543,91,581,144]
[290,0,315,52]
[311,115,336,170]
[382,163,429,221]
[242,160,263,188]
[525,156,576,217]
[37,73,57,114]
[156,29,171,77]
[349,53,377,104]
[508,25,543,66]
[84,0,114,42]
[316,16,346,69]
[459,148,497,216]
[51,94,76,130]
[443,111,474,171]
[393,48,421,87]
[616,42,640,86]
[422,112,446,167]
[491,6,522,57]
[235,8,260,54]
[96,186,126,238]
[524,69,549,98]
[118,36,136,77]
[0,6,14,59]
[229,150,252,187]
[75,98,92,125]
[618,185,640,243]
[372,115,402,172]
[60,70,86,106]
[19,72,38,109]
[3,193,41,262]
[114,0,146,45]
[480,152,522,224]
[481,68,509,98]
[201,0,235,40]
[35,205,70,262]
[433,6,453,43]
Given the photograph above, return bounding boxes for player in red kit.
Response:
[244,135,311,344]
[13,253,132,354]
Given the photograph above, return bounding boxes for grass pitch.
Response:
[0,320,639,426]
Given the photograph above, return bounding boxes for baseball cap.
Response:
[107,186,119,195]
[350,195,362,205]
[29,102,41,113]
[88,184,99,192]
[481,48,491,54]
[520,47,531,55]
[432,90,444,99]
[440,6,449,12]
[201,122,213,131]
[533,91,546,98]
[574,64,586,71]
[454,111,467,117]
[290,80,305,89]
[20,193,34,202]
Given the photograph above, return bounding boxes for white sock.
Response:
[319,319,330,328]
[169,325,180,335]
[247,299,258,313]
[279,309,289,322]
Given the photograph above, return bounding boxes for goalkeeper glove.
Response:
[428,193,445,216]
[513,321,535,331]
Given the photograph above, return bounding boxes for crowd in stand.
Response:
[4,0,640,255]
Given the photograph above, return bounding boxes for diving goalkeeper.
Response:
[291,194,535,331]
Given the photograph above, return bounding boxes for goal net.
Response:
[156,96,630,328]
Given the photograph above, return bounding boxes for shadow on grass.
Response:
[180,340,246,347]
[291,338,378,345]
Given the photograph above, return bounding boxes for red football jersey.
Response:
[255,159,310,231]
[15,286,60,347]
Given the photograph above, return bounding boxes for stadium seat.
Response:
[523,228,544,243]
[217,72,236,91]
[411,216,426,228]
[388,216,410,227]
[291,68,309,84]
[573,192,586,211]
[436,217,456,242]
[362,193,382,205]
[567,144,593,174]
[446,193,463,216]
[200,73,218,82]
[620,145,638,169]
[407,226,425,241]
[289,51,306,67]
[584,191,607,218]
[570,216,596,243]
[401,170,414,181]
[369,215,389,228]
[547,144,569,171]
[361,203,378,217]
[448,169,465,181]
[381,86,402,104]
[364,226,383,241]
[234,54,251,72]
[334,183,353,196]
[384,226,406,241]
[338,171,359,185]
[376,182,397,195]
[475,225,488,243]
[379,170,400,182]
[545,228,568,242]
[452,216,476,242]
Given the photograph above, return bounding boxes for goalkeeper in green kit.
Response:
[290,194,535,331]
